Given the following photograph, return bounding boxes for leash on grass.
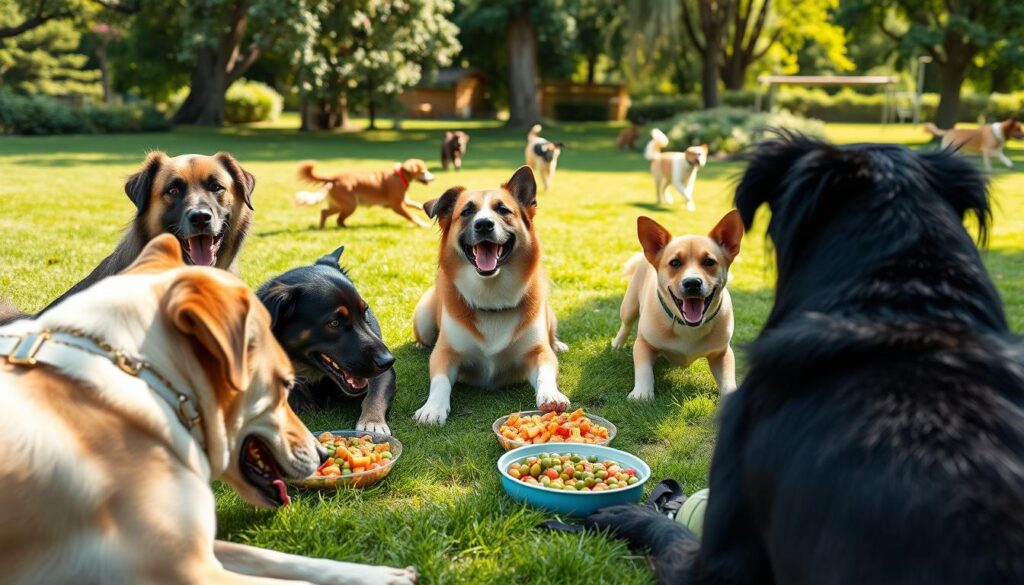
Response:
[536,479,688,533]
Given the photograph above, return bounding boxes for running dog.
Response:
[441,131,470,170]
[644,129,708,210]
[617,123,640,150]
[926,117,1023,172]
[525,124,565,191]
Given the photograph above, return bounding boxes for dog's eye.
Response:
[669,258,682,268]
[702,257,717,267]
[166,186,180,197]
[496,205,512,216]
[327,319,340,328]
[210,184,225,193]
[460,206,475,217]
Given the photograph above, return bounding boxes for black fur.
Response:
[589,134,1024,583]
[441,130,469,171]
[257,247,396,431]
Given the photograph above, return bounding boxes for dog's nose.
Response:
[374,350,395,371]
[474,218,494,233]
[682,277,703,293]
[316,443,328,464]
[188,209,212,228]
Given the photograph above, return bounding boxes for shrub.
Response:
[774,88,1024,124]
[224,79,283,124]
[0,91,170,135]
[649,107,825,155]
[627,95,701,123]
[553,100,608,121]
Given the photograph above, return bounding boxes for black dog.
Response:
[441,131,469,170]
[257,247,396,434]
[588,135,1024,583]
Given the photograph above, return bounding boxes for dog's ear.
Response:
[316,245,345,267]
[920,149,991,243]
[166,272,252,395]
[445,131,453,141]
[734,132,830,229]
[460,132,469,142]
[505,166,537,209]
[216,152,255,210]
[637,216,672,266]
[124,151,167,216]
[555,142,566,149]
[709,209,744,262]
[258,282,298,328]
[123,234,185,275]
[424,186,464,221]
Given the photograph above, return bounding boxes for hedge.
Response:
[647,107,825,155]
[553,100,608,121]
[0,92,171,135]
[167,79,283,125]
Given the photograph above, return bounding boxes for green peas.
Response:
[595,470,608,479]
[570,455,582,463]
[530,463,541,478]
[587,455,598,463]
[628,477,639,485]
[575,480,586,490]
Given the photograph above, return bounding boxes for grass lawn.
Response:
[1,118,1022,584]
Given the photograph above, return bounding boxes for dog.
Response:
[524,124,565,191]
[294,159,434,228]
[611,211,743,399]
[644,129,708,210]
[257,246,397,435]
[411,166,569,426]
[39,151,254,315]
[588,134,1024,584]
[0,235,417,585]
[926,117,1023,172]
[441,131,470,170]
[616,123,640,150]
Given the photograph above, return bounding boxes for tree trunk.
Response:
[700,45,721,108]
[586,53,597,85]
[505,11,542,129]
[97,39,112,104]
[721,59,744,91]
[368,99,377,129]
[173,46,228,125]
[300,92,350,132]
[932,34,973,130]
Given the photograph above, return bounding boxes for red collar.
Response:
[394,168,408,187]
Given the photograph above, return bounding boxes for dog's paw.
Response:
[585,505,667,549]
[413,402,449,426]
[537,390,570,413]
[627,387,654,401]
[357,419,391,436]
[686,201,696,212]
[552,339,569,353]
[329,565,417,585]
[610,335,628,350]
[414,341,431,350]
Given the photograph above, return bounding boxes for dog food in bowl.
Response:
[290,430,402,489]
[493,409,615,450]
[506,452,639,491]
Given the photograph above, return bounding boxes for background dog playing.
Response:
[644,129,708,210]
[589,135,1024,584]
[612,211,743,399]
[258,246,397,434]
[0,235,416,585]
[441,130,470,170]
[40,151,255,314]
[294,159,435,228]
[616,123,640,150]
[524,124,565,191]
[411,166,569,426]
[926,117,1023,172]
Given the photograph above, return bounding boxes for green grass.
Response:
[1,119,1022,584]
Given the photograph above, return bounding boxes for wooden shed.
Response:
[398,68,487,119]
[539,80,629,121]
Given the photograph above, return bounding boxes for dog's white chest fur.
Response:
[441,308,544,384]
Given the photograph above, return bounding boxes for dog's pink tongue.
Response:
[682,298,704,323]
[473,243,500,272]
[272,479,290,506]
[187,235,215,266]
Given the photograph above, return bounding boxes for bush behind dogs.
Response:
[650,107,825,155]
[167,79,283,125]
[0,91,171,135]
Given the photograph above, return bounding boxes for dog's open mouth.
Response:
[180,234,223,267]
[314,352,369,397]
[670,288,715,327]
[462,235,515,276]
[241,436,290,507]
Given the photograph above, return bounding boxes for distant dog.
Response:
[412,166,569,426]
[612,210,743,398]
[441,131,470,170]
[644,129,708,210]
[41,151,255,314]
[294,159,434,228]
[616,123,640,150]
[926,118,1023,172]
[258,247,397,435]
[525,124,565,191]
[589,134,1024,584]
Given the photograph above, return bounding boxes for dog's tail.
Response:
[294,161,333,206]
[924,122,947,137]
[529,124,543,139]
[645,129,670,160]
[622,253,645,279]
[297,161,334,185]
[293,189,328,206]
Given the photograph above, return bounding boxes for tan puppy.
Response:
[295,159,435,228]
[612,211,743,399]
[644,128,708,210]
[926,118,1023,172]
[412,166,569,426]
[0,235,416,585]
[616,123,640,150]
[524,124,565,191]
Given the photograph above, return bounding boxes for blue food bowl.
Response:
[497,443,651,517]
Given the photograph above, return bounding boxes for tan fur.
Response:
[616,124,640,150]
[612,211,744,399]
[411,167,568,426]
[646,136,708,210]
[296,159,434,228]
[925,118,1023,172]
[0,235,417,585]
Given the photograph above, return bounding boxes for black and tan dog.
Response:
[589,135,1024,583]
[258,247,396,434]
[441,131,470,170]
[43,151,255,312]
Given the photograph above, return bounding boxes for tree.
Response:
[574,0,623,84]
[841,0,1024,129]
[0,18,101,97]
[0,0,137,39]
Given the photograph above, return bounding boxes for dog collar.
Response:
[395,167,408,187]
[657,290,723,328]
[0,328,206,449]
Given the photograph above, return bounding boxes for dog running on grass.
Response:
[925,117,1023,172]
[588,134,1024,584]
[644,129,708,210]
[524,124,565,191]
[441,131,470,170]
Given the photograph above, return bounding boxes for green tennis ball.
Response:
[675,488,709,540]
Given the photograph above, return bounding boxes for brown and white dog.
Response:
[617,123,640,150]
[644,129,708,210]
[411,166,569,426]
[294,159,435,228]
[0,235,416,585]
[525,124,565,191]
[612,211,743,399]
[441,131,470,170]
[925,118,1023,172]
